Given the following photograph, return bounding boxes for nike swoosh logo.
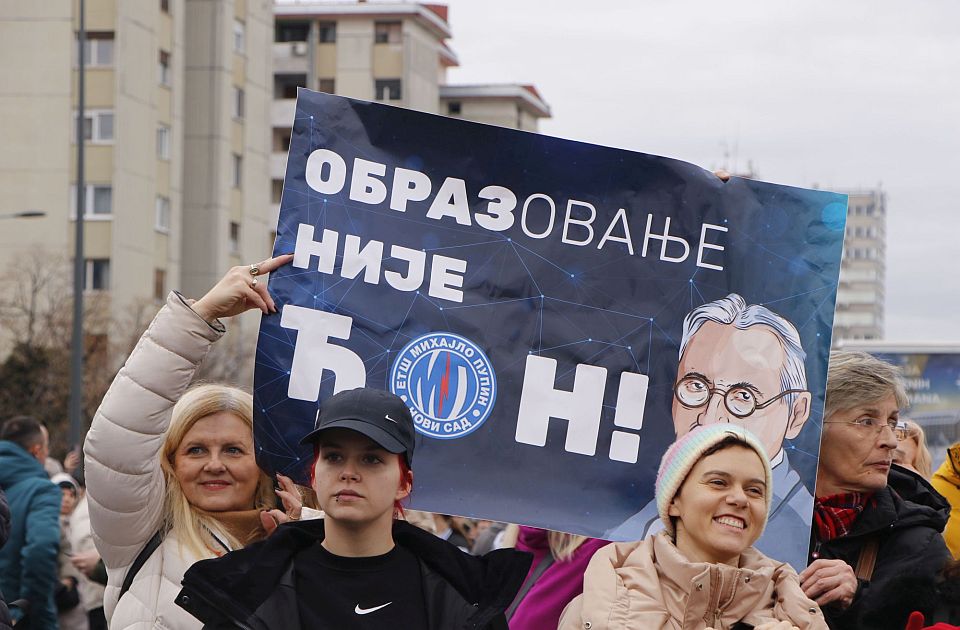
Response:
[384,414,398,424]
[355,602,392,615]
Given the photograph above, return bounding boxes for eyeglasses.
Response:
[824,416,900,438]
[894,421,915,442]
[673,374,807,419]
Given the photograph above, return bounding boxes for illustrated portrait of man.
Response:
[605,293,815,570]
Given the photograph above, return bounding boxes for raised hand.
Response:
[191,254,294,323]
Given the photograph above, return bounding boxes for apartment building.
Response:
[269,1,551,223]
[1,0,549,378]
[0,0,272,359]
[834,187,886,343]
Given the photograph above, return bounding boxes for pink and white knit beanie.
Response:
[655,424,773,536]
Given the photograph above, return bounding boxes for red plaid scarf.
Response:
[813,492,874,542]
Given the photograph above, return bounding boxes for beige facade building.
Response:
[269,1,551,224]
[1,0,549,379]
[0,0,272,365]
[833,187,886,343]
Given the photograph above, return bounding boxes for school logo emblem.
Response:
[390,332,497,439]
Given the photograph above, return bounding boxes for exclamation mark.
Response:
[609,372,648,463]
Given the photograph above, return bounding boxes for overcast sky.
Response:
[438,0,960,343]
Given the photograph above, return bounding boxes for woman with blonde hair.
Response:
[894,419,933,479]
[84,255,300,629]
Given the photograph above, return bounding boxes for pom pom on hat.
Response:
[655,424,773,535]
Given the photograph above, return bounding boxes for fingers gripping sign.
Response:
[799,558,858,609]
[192,254,294,323]
[260,473,304,536]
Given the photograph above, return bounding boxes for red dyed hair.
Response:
[310,443,412,518]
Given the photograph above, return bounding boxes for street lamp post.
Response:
[69,0,86,449]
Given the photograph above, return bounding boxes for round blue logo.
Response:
[390,332,497,439]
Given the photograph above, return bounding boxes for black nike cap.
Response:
[299,387,416,466]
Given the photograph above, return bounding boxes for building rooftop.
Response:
[274,0,453,39]
[439,83,551,118]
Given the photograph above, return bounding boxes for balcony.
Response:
[271,99,297,128]
[270,152,288,180]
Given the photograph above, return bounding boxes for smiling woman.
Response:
[560,424,828,630]
[175,387,534,630]
[83,255,303,630]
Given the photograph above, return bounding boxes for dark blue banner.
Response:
[254,89,846,570]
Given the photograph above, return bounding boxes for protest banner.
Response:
[254,89,846,569]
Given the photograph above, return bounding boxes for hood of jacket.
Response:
[0,441,46,488]
[179,518,531,628]
[848,465,949,538]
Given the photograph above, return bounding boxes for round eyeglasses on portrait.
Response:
[673,374,807,419]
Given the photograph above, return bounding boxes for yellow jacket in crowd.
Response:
[931,442,960,559]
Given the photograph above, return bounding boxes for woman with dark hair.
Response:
[560,424,826,630]
[176,386,532,629]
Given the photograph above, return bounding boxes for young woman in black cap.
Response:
[175,387,532,629]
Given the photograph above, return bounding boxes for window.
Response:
[158,50,171,86]
[154,268,166,301]
[233,20,247,54]
[157,125,170,160]
[271,179,284,204]
[374,21,402,44]
[233,86,245,119]
[79,32,114,67]
[274,74,306,99]
[447,101,461,115]
[84,259,111,291]
[155,195,171,232]
[374,79,402,101]
[160,0,170,14]
[318,78,335,94]
[232,154,242,189]
[72,185,113,219]
[229,221,240,253]
[275,21,309,43]
[318,21,336,43]
[76,110,114,143]
[233,20,245,53]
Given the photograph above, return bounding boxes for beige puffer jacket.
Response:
[84,292,230,630]
[559,531,827,630]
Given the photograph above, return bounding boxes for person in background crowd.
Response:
[1,486,13,630]
[402,509,439,535]
[0,416,62,629]
[507,528,608,630]
[176,387,532,629]
[932,442,960,560]
[52,473,87,630]
[803,351,951,630]
[83,255,302,630]
[432,513,473,552]
[561,424,826,630]
[894,419,933,479]
[61,466,107,630]
[471,520,509,555]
